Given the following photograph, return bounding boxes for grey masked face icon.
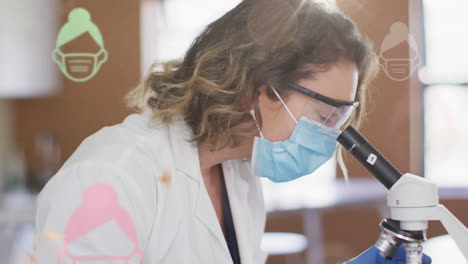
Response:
[52,8,108,82]
[379,22,421,81]
[379,55,420,81]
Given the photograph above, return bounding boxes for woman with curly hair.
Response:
[33,0,431,263]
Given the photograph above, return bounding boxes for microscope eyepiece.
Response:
[337,126,403,189]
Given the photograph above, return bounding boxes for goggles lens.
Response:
[302,98,357,129]
[287,82,359,129]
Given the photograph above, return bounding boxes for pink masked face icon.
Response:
[56,183,144,264]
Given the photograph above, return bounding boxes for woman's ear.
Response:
[256,84,268,109]
[246,84,264,112]
[257,84,282,112]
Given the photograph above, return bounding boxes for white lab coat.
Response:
[32,108,268,264]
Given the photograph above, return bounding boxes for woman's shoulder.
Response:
[61,109,172,171]
[38,109,176,205]
[35,110,167,240]
[38,109,164,196]
[32,110,196,261]
[34,154,159,262]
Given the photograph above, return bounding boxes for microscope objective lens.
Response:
[404,242,423,264]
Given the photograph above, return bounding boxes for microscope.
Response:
[337,126,468,264]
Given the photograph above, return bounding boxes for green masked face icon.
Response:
[53,49,107,82]
[52,8,107,82]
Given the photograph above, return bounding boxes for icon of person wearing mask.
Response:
[52,8,108,82]
[56,183,144,264]
[379,22,420,81]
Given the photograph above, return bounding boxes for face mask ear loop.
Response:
[250,109,265,138]
[270,86,298,124]
[322,107,338,129]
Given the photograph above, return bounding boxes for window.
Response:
[157,0,242,60]
[0,0,59,97]
[421,0,468,186]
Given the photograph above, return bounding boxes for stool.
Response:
[261,232,308,264]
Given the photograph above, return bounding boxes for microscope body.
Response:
[382,173,468,261]
[336,126,468,263]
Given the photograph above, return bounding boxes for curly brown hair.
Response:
[125,0,379,175]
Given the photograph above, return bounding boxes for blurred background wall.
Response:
[14,0,140,184]
[0,101,14,155]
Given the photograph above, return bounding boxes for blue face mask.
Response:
[250,88,340,183]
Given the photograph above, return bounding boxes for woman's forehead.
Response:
[296,61,359,102]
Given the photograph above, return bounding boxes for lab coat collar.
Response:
[168,118,252,263]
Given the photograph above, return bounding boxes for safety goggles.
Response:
[287,82,359,129]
